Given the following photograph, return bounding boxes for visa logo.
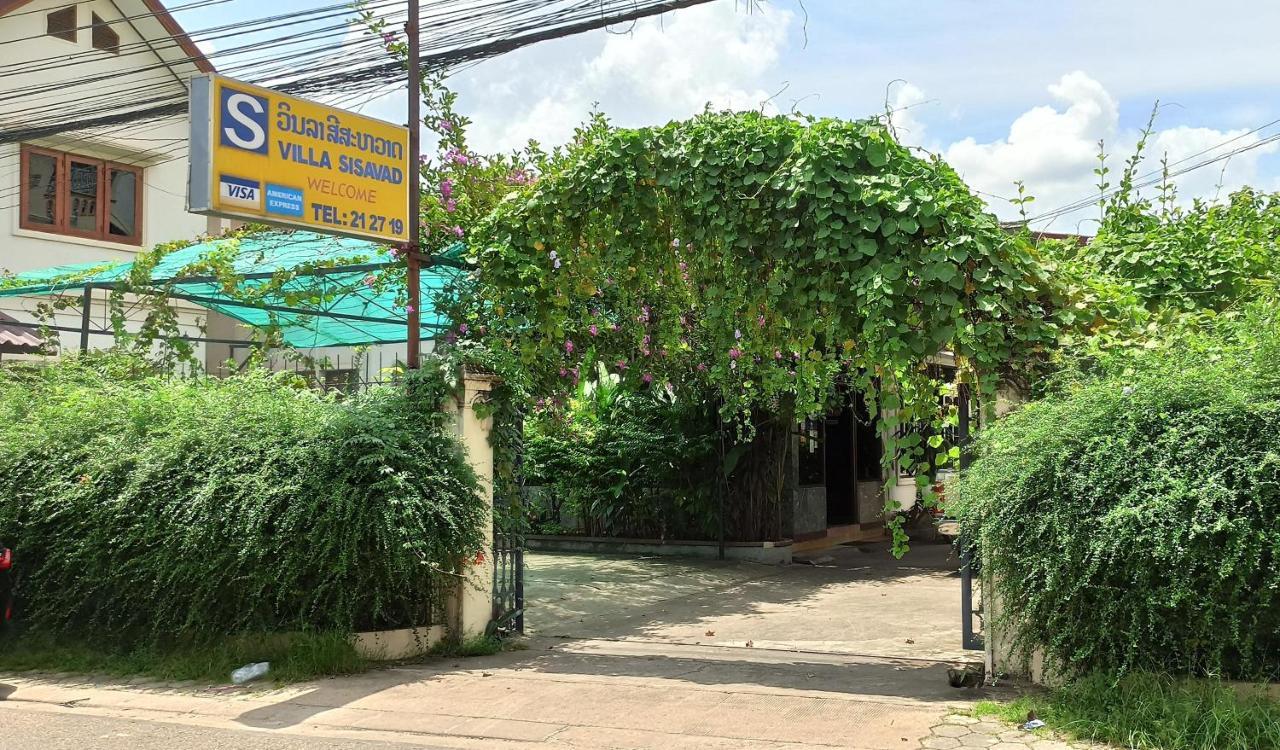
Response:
[220,175,262,209]
[219,85,269,155]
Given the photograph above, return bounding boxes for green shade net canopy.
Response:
[0,231,466,348]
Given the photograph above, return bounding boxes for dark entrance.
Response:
[824,407,856,525]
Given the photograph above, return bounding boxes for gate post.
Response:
[447,368,497,638]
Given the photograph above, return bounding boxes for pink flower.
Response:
[439,119,453,132]
[589,324,599,337]
[729,347,742,360]
[458,323,469,335]
[405,304,416,314]
[757,315,766,328]
[641,373,653,384]
[559,367,568,378]
[696,363,708,372]
[774,350,782,360]
[611,323,620,332]
[362,274,376,286]
[440,180,454,199]
[616,359,628,371]
[678,261,688,272]
[381,31,397,44]
[453,226,464,237]
[564,339,574,355]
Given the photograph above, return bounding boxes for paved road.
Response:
[527,540,973,661]
[0,707,444,750]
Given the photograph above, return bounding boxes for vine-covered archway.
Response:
[443,111,1063,546]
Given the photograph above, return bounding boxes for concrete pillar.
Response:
[446,369,497,639]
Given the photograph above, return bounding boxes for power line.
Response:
[1,0,723,144]
[1026,130,1280,226]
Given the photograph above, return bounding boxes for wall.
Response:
[793,486,827,538]
[0,0,227,362]
[856,481,883,525]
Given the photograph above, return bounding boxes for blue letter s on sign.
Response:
[220,86,268,154]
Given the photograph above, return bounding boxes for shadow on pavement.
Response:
[231,540,978,730]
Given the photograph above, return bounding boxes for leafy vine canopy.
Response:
[445,111,1062,465]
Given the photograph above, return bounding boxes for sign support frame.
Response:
[405,0,422,370]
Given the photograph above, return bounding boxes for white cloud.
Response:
[454,3,794,153]
[886,82,931,147]
[913,72,1279,231]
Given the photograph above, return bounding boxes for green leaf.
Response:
[866,139,889,167]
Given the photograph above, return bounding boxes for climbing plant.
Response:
[439,110,1067,548]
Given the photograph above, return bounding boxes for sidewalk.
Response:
[1,637,1001,749]
[0,546,1094,749]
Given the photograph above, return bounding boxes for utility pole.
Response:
[405,0,422,370]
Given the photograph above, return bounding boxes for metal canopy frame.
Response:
[0,238,470,352]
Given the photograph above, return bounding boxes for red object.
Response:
[0,548,10,572]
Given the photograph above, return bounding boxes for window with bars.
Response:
[20,145,143,245]
[796,416,825,486]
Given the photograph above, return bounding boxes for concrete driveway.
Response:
[526,540,974,662]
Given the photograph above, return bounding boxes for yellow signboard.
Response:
[188,74,409,243]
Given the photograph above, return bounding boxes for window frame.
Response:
[19,145,143,246]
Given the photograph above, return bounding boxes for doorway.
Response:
[824,406,856,525]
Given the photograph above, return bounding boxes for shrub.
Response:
[953,304,1280,679]
[525,376,719,540]
[0,355,485,645]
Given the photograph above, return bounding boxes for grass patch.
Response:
[974,672,1280,750]
[0,630,367,684]
[428,634,525,658]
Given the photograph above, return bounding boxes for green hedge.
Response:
[0,356,485,644]
[954,306,1280,679]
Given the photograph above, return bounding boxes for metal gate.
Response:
[490,412,525,635]
[492,528,524,635]
[957,383,984,651]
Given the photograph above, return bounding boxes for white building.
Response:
[0,0,236,365]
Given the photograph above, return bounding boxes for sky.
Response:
[177,0,1280,234]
